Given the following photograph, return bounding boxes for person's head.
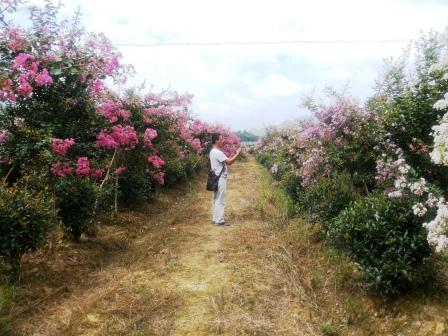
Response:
[211,133,224,148]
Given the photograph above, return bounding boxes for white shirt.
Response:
[209,147,228,178]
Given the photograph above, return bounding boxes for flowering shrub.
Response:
[256,34,448,293]
[0,2,240,269]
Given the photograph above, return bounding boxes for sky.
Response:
[25,0,448,131]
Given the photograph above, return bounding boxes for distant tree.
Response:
[235,130,259,142]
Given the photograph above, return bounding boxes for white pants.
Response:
[212,177,227,223]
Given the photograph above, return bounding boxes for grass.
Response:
[3,156,448,335]
[320,321,337,336]
[0,280,14,335]
[256,161,448,335]
[0,173,203,335]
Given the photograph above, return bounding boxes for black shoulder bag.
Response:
[206,164,225,191]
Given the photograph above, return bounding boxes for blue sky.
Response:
[27,0,448,131]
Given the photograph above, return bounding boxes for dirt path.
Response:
[13,157,311,335]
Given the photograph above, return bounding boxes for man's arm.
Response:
[224,148,241,166]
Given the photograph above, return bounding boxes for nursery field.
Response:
[3,1,448,335]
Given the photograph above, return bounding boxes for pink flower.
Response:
[98,101,130,123]
[144,128,158,147]
[51,138,75,156]
[90,168,104,179]
[114,166,126,175]
[91,79,104,96]
[16,74,32,97]
[190,138,202,154]
[2,78,13,91]
[147,155,165,169]
[50,162,73,177]
[13,53,36,70]
[96,126,138,149]
[6,29,25,52]
[0,131,10,144]
[35,68,54,87]
[1,78,16,102]
[105,55,120,74]
[96,131,119,149]
[111,125,138,148]
[76,157,90,175]
[150,171,165,185]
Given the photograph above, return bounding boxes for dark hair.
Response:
[211,133,222,144]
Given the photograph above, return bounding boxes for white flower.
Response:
[394,177,407,190]
[412,203,427,217]
[409,178,428,196]
[398,164,410,174]
[387,190,403,198]
[434,99,448,110]
[426,193,439,208]
[423,203,448,253]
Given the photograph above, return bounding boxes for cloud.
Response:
[251,74,302,98]
[22,0,448,129]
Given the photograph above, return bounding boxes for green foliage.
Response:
[255,152,275,168]
[119,170,153,207]
[0,281,14,335]
[297,172,360,223]
[235,130,259,142]
[0,184,53,275]
[328,192,431,295]
[278,168,302,201]
[368,32,448,187]
[320,321,337,336]
[55,177,96,242]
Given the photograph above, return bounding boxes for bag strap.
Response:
[217,163,225,177]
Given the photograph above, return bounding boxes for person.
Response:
[209,133,241,225]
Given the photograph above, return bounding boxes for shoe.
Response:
[216,221,230,226]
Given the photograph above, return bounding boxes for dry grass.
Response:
[1,177,203,336]
[257,160,448,336]
[3,156,448,335]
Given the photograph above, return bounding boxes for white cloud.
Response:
[22,0,448,129]
[251,74,302,97]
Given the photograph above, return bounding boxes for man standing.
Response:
[209,133,241,225]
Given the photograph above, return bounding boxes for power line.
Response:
[115,39,412,47]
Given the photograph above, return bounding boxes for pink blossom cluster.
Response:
[97,100,131,123]
[76,157,90,175]
[147,155,165,169]
[114,166,126,175]
[50,158,104,179]
[51,138,75,156]
[1,51,55,102]
[50,161,73,177]
[5,28,26,52]
[96,125,138,149]
[150,171,165,185]
[144,128,158,147]
[189,138,202,154]
[0,131,10,145]
[258,98,369,187]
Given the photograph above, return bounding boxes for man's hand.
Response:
[225,147,242,166]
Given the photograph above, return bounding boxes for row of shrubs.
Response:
[0,2,239,277]
[256,32,448,295]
